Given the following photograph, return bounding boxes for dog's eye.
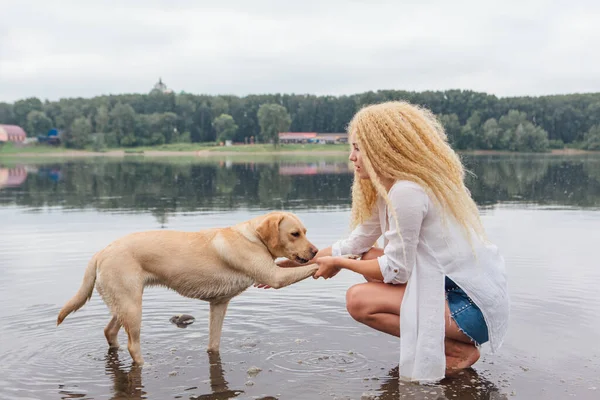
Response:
[291,232,300,237]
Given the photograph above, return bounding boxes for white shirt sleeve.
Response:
[377,182,429,284]
[332,203,382,257]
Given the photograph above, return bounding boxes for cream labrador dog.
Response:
[57,211,322,365]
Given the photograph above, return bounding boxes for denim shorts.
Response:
[445,277,489,345]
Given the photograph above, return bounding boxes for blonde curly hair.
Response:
[348,101,486,243]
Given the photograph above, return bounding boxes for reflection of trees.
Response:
[258,166,292,207]
[215,167,239,195]
[1,157,599,226]
[463,155,600,208]
[583,158,600,184]
[465,156,552,202]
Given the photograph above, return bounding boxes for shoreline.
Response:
[0,147,596,159]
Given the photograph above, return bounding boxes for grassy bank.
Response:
[208,143,349,152]
[0,142,74,154]
[2,142,598,163]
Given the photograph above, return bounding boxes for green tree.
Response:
[498,110,529,150]
[212,114,238,142]
[94,106,110,133]
[110,103,137,146]
[158,112,179,143]
[514,123,549,152]
[64,117,92,149]
[257,103,291,147]
[175,94,197,141]
[0,103,16,125]
[26,110,53,136]
[583,125,600,151]
[456,111,482,150]
[54,105,82,131]
[13,97,43,128]
[438,114,461,147]
[481,118,500,149]
[211,97,229,117]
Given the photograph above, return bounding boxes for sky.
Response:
[1,0,599,102]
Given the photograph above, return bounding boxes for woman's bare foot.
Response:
[445,338,480,376]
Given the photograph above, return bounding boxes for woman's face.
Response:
[349,139,370,179]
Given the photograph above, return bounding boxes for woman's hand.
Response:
[313,256,343,279]
[254,246,334,289]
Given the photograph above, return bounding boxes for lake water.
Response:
[1,154,599,400]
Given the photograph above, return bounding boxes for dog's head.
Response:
[255,211,318,263]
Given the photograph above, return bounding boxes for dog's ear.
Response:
[256,213,285,251]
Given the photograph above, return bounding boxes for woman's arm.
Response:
[314,257,384,281]
[359,247,384,282]
[315,183,428,285]
[333,204,382,257]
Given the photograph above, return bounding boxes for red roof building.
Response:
[0,125,27,143]
[279,132,317,143]
[278,132,348,144]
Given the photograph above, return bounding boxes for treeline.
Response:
[1,89,600,151]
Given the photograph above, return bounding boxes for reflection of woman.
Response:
[269,102,509,382]
[372,365,508,400]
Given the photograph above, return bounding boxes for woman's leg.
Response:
[345,282,480,376]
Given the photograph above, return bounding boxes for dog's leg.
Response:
[104,315,122,349]
[124,313,143,365]
[208,299,230,352]
[253,263,319,289]
[120,295,144,365]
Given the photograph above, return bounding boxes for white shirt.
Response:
[332,180,509,383]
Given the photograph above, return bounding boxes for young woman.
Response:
[270,101,509,383]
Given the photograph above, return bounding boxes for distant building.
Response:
[0,124,27,143]
[314,133,348,144]
[279,132,318,143]
[278,132,348,144]
[151,77,173,94]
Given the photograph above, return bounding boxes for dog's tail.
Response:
[57,253,99,326]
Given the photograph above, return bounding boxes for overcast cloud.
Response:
[1,0,599,102]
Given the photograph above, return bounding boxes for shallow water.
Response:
[1,155,599,399]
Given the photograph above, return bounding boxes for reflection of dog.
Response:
[105,349,146,400]
[57,212,320,365]
[104,350,245,400]
[193,352,244,400]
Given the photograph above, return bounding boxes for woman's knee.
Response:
[345,284,371,321]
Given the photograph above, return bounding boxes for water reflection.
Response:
[60,349,247,400]
[190,353,244,400]
[1,155,599,226]
[104,349,146,400]
[372,366,507,400]
[0,166,28,189]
